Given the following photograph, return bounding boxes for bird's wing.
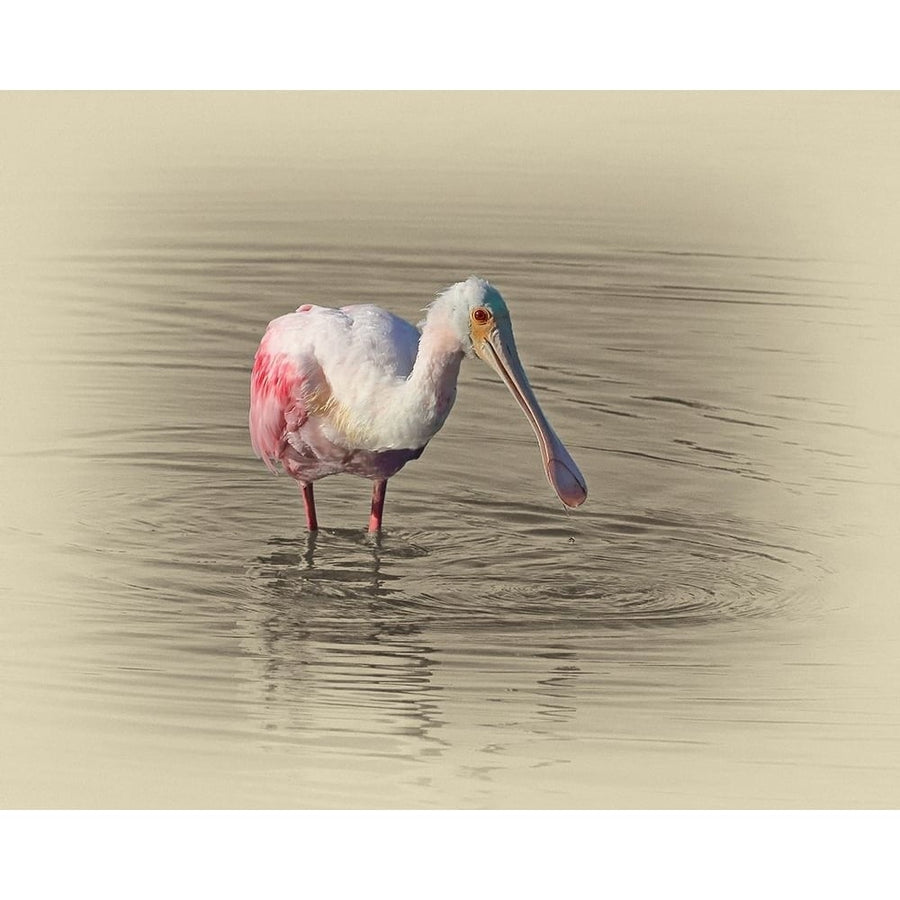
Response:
[250,303,422,467]
[249,307,339,471]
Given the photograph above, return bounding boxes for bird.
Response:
[249,276,587,532]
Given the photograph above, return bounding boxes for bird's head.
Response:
[432,276,587,509]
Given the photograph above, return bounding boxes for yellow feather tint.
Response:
[305,383,370,445]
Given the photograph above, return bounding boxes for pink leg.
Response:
[368,480,387,533]
[300,482,318,531]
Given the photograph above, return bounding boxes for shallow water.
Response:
[2,93,900,807]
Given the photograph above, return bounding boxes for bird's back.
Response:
[336,304,421,378]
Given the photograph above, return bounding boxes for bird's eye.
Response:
[472,307,491,324]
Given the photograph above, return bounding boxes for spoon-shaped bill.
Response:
[476,327,587,508]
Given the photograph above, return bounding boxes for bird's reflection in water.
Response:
[242,530,448,759]
[533,648,581,724]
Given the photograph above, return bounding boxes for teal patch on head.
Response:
[481,285,509,320]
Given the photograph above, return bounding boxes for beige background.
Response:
[2,92,899,809]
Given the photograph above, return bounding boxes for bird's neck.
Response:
[393,314,465,446]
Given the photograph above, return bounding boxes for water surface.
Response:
[2,93,899,807]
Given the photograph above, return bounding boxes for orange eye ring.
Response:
[472,307,491,324]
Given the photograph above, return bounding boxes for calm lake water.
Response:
[2,93,900,808]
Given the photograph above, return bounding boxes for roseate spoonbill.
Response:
[249,276,587,532]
